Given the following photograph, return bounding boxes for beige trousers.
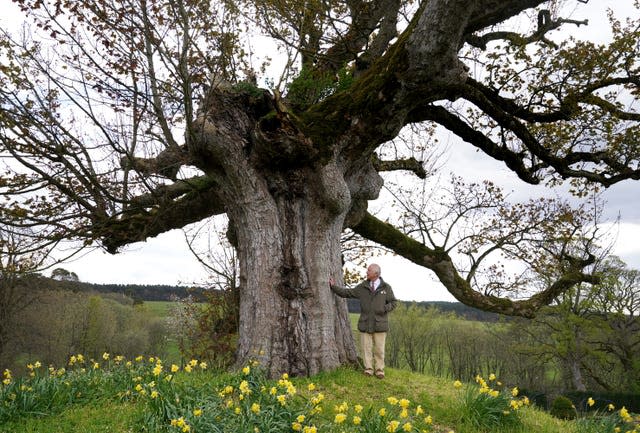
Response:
[360,332,387,371]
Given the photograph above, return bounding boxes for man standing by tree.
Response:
[330,264,397,379]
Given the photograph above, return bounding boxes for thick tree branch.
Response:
[458,82,640,186]
[127,175,219,207]
[466,11,589,49]
[120,145,192,181]
[316,0,394,73]
[372,154,427,178]
[408,104,543,184]
[98,185,226,253]
[352,212,598,318]
[464,0,547,35]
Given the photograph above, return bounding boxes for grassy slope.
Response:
[1,367,576,433]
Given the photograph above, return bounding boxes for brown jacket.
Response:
[331,278,397,333]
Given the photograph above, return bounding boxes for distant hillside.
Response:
[47,277,204,302]
[87,283,206,302]
[347,298,501,322]
[47,276,499,321]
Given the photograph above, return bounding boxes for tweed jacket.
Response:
[330,277,397,333]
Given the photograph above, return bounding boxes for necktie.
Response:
[370,281,375,292]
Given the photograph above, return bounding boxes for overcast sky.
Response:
[3,1,639,302]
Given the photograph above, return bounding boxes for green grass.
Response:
[0,401,140,433]
[143,301,180,318]
[3,357,629,433]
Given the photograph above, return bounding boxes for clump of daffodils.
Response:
[454,374,529,430]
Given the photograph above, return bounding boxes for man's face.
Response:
[366,266,378,281]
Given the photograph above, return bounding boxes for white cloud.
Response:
[57,230,210,286]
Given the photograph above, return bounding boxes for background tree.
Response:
[582,256,640,392]
[174,216,240,369]
[50,268,80,282]
[13,289,168,370]
[1,0,639,376]
[0,226,48,367]
[505,254,640,393]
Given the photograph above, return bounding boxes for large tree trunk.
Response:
[190,86,382,377]
[228,186,358,377]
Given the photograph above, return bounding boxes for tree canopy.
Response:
[1,0,639,374]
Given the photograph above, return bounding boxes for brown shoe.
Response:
[375,369,385,379]
[364,369,374,376]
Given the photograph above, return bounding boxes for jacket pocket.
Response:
[374,316,388,332]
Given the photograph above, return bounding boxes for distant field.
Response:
[144,300,181,318]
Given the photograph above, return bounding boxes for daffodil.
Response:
[387,420,400,433]
[453,380,462,388]
[334,413,347,424]
[587,397,595,407]
[240,381,252,395]
[335,401,348,412]
[620,407,632,422]
[311,393,325,405]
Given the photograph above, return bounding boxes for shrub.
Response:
[170,288,239,370]
[549,395,577,420]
